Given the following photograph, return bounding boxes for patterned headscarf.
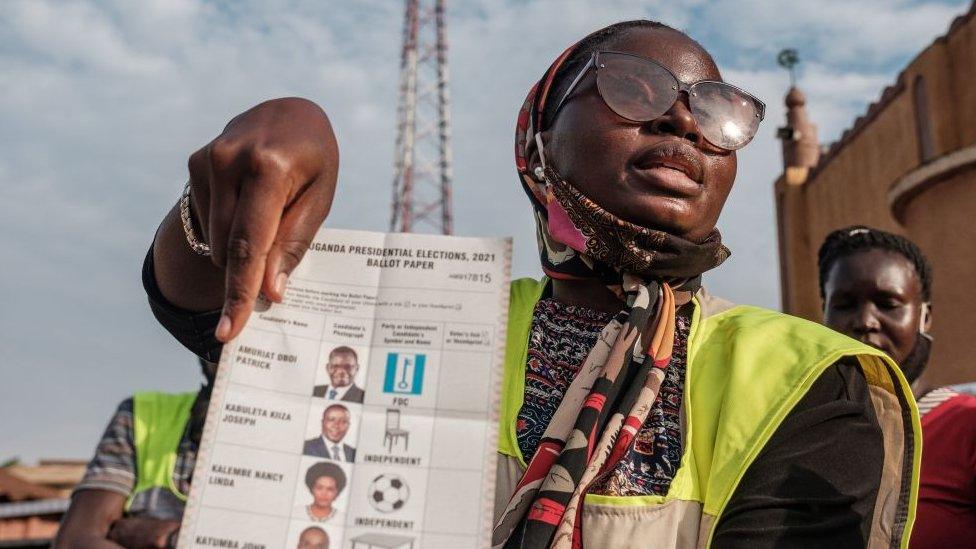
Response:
[494,33,730,549]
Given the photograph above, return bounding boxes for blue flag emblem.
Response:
[383,352,426,395]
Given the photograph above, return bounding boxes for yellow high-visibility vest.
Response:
[126,391,196,511]
[496,278,921,548]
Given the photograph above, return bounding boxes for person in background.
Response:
[297,526,330,549]
[303,404,356,462]
[819,225,976,548]
[312,346,364,402]
[53,359,215,548]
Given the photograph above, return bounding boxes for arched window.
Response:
[913,75,935,163]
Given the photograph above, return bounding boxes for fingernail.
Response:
[216,314,232,341]
[275,272,288,296]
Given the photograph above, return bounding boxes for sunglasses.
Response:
[550,51,766,151]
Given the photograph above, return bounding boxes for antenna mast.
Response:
[390,0,453,234]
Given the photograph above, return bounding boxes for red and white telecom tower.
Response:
[389,0,453,234]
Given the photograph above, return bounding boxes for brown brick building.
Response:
[0,461,85,546]
[775,2,976,388]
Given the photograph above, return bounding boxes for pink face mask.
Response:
[545,190,589,253]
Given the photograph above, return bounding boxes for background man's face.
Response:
[326,352,358,388]
[321,407,350,443]
[297,528,329,549]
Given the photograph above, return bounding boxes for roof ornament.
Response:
[777,48,799,88]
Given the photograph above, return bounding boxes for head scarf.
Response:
[493,33,730,549]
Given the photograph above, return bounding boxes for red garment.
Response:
[911,390,976,548]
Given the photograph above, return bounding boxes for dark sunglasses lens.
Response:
[596,53,678,122]
[689,82,763,150]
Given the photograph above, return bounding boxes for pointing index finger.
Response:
[215,174,288,342]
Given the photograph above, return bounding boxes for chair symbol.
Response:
[383,409,409,452]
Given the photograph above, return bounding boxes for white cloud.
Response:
[698,0,967,68]
[4,1,174,75]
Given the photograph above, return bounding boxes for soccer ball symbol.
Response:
[368,473,410,513]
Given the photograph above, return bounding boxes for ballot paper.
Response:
[178,228,512,549]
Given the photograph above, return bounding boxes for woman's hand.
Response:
[154,97,339,342]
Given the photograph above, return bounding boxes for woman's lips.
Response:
[630,164,702,197]
[630,141,705,197]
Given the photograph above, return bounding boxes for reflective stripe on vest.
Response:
[125,391,196,511]
[496,278,921,548]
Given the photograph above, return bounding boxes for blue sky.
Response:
[1,0,969,461]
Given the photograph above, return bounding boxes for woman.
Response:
[146,20,919,548]
[295,462,346,523]
[819,226,976,548]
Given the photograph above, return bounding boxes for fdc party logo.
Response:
[383,353,426,395]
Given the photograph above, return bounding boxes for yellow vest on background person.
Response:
[495,278,921,548]
[125,391,196,511]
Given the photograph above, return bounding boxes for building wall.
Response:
[776,83,914,320]
[901,171,976,387]
[0,516,59,542]
[776,3,976,387]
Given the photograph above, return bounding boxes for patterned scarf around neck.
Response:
[493,37,730,549]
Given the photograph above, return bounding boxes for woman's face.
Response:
[311,475,339,507]
[544,27,737,242]
[822,249,927,366]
